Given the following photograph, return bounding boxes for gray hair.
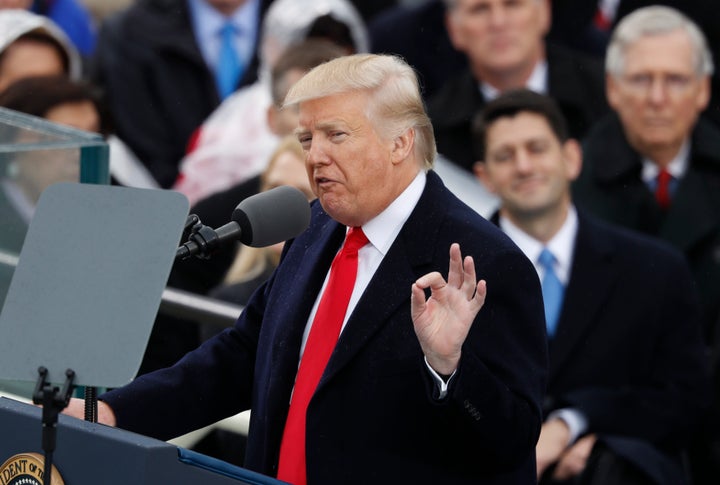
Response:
[284,53,436,169]
[606,6,714,77]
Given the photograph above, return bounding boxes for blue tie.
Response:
[539,248,564,338]
[216,22,242,100]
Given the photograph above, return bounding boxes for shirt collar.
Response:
[480,59,549,101]
[361,171,426,257]
[641,138,690,183]
[499,205,578,284]
[188,0,259,61]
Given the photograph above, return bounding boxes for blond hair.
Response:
[283,53,436,169]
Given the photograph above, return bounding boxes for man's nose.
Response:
[647,78,670,104]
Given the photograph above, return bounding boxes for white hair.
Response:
[606,6,714,77]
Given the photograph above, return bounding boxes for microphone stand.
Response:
[33,367,76,485]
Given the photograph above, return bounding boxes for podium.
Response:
[0,398,282,484]
[0,181,284,484]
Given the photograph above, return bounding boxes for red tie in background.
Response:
[655,169,672,210]
[277,227,369,485]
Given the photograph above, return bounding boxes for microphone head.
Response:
[232,185,311,247]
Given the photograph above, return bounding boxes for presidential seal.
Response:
[0,453,63,485]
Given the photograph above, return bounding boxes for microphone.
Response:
[176,185,311,260]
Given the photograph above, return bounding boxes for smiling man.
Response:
[474,88,710,485]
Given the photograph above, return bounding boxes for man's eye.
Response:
[491,151,512,163]
[330,132,347,141]
[298,136,312,149]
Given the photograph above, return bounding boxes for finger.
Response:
[446,243,463,288]
[414,271,446,292]
[461,254,478,297]
[410,282,427,321]
[471,280,487,312]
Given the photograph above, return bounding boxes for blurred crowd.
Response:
[0,0,719,484]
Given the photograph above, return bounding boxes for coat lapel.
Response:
[318,173,444,387]
[661,164,720,252]
[549,214,619,381]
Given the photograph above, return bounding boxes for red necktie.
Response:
[655,169,672,210]
[277,227,369,485]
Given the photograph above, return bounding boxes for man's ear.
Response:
[267,105,280,135]
[605,73,621,112]
[473,161,496,193]
[391,128,415,164]
[563,139,583,181]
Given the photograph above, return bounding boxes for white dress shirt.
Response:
[499,206,589,443]
[480,60,549,101]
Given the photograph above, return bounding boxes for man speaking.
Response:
[66,54,547,484]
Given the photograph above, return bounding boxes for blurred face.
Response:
[606,30,710,161]
[297,90,417,227]
[205,0,247,16]
[267,69,306,136]
[263,150,314,201]
[475,111,580,221]
[446,0,549,76]
[45,101,100,133]
[0,40,65,92]
[0,0,32,8]
[11,101,99,204]
[263,148,314,256]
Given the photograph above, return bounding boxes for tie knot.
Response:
[538,248,555,269]
[657,169,672,184]
[220,21,236,39]
[343,227,369,253]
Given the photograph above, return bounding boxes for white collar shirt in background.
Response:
[480,59,549,101]
[500,205,578,286]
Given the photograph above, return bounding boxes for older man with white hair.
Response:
[574,6,720,483]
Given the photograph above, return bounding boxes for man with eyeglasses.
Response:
[573,6,720,484]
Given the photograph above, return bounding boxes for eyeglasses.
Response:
[619,73,699,96]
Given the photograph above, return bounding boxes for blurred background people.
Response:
[369,0,466,100]
[90,0,273,189]
[174,0,366,205]
[0,0,97,56]
[0,8,81,92]
[428,0,608,173]
[208,136,312,310]
[474,89,710,485]
[572,7,720,483]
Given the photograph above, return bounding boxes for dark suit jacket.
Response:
[91,0,271,188]
[102,171,548,484]
[493,210,710,483]
[427,43,608,172]
[574,114,720,348]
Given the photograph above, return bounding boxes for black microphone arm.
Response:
[176,185,311,261]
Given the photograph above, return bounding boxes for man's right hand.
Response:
[63,397,117,426]
[535,418,571,478]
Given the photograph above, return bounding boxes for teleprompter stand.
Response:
[0,182,189,485]
[33,367,75,485]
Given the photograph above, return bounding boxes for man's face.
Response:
[606,30,710,159]
[205,0,247,16]
[475,111,580,220]
[0,39,65,93]
[446,0,550,75]
[297,90,416,227]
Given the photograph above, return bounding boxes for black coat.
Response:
[102,171,548,484]
[573,114,720,346]
[91,0,271,188]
